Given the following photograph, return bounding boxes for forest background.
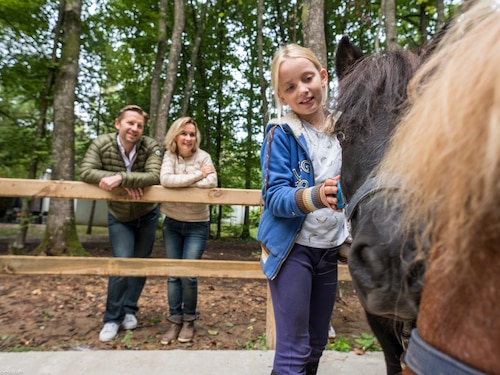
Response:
[0,0,462,255]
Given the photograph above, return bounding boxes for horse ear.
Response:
[335,36,364,80]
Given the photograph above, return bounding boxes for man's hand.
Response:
[123,187,144,200]
[99,174,123,191]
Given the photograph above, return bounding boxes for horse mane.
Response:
[333,46,423,165]
[376,1,500,271]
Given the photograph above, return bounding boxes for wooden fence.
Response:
[0,177,350,348]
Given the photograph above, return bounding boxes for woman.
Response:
[160,116,218,344]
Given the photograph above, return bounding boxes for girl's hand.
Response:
[319,176,342,211]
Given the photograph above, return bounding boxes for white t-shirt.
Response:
[295,121,349,249]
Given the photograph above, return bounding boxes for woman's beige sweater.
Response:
[159,149,218,222]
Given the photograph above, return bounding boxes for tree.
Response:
[149,0,168,138]
[154,0,185,144]
[302,0,327,68]
[36,0,86,256]
[384,0,397,51]
[179,0,209,118]
[258,0,269,129]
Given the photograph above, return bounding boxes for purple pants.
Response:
[269,243,339,375]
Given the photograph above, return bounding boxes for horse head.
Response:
[332,36,425,321]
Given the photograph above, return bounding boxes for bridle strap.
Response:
[405,329,487,375]
[345,174,399,221]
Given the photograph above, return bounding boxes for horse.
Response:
[333,35,427,375]
[333,1,500,374]
[373,1,500,374]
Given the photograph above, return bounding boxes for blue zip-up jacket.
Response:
[257,111,328,280]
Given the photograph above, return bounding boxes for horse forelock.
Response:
[333,49,423,146]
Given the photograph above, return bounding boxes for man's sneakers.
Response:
[99,314,137,342]
[122,313,138,330]
[99,322,119,342]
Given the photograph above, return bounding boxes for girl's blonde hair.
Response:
[270,44,328,118]
[164,116,201,154]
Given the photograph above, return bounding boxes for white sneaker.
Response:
[99,322,119,342]
[122,314,138,330]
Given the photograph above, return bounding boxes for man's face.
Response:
[115,110,145,147]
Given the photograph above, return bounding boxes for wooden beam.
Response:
[0,256,264,278]
[0,178,262,206]
[0,255,351,280]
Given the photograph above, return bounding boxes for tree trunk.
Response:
[302,0,327,69]
[419,2,429,44]
[180,1,209,117]
[35,0,86,256]
[12,3,63,251]
[149,0,168,139]
[154,0,185,144]
[384,0,398,51]
[436,0,445,28]
[257,0,269,131]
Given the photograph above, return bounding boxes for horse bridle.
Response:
[344,174,398,221]
[343,174,414,354]
[405,329,487,375]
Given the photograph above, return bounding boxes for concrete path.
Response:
[0,350,386,374]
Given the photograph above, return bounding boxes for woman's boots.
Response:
[161,314,196,344]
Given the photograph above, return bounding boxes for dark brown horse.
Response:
[374,1,500,374]
[333,35,426,375]
[334,1,500,374]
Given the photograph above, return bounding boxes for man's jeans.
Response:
[104,206,160,323]
[162,216,209,317]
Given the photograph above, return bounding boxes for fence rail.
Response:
[0,177,351,348]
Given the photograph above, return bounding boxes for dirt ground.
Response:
[0,228,372,352]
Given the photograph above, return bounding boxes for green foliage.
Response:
[325,332,382,352]
[354,332,382,352]
[326,334,352,352]
[1,0,459,188]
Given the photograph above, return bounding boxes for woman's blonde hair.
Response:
[164,116,201,154]
[270,44,328,118]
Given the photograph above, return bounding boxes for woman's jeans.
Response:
[269,243,339,375]
[103,206,159,324]
[162,216,209,317]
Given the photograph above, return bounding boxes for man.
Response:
[80,104,162,342]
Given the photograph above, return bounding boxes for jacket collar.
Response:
[267,111,304,139]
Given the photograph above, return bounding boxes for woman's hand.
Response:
[200,164,216,178]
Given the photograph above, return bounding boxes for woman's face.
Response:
[175,122,197,157]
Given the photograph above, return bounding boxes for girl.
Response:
[257,44,348,375]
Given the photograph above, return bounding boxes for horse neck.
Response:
[416,248,500,374]
[341,127,390,201]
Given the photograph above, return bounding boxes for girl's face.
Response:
[175,122,197,157]
[277,57,327,122]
